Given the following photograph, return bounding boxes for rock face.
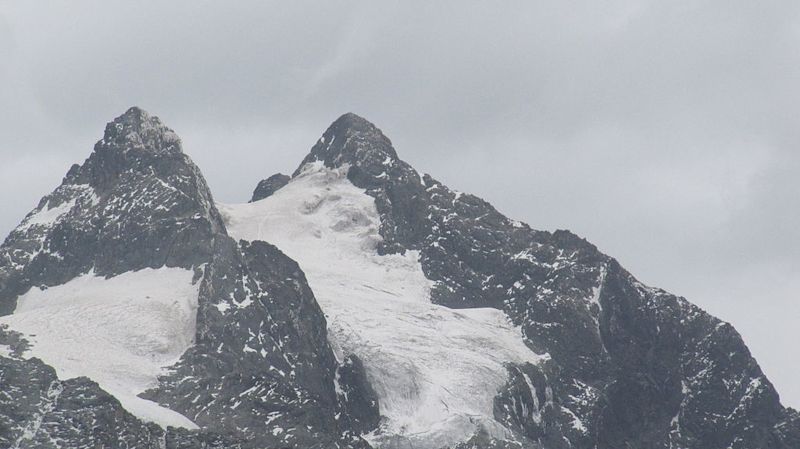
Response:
[334,355,381,435]
[0,108,798,449]
[290,112,800,449]
[0,347,164,449]
[0,108,372,448]
[250,173,290,202]
[0,107,223,315]
[140,238,347,448]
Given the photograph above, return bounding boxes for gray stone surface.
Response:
[250,173,290,202]
[334,354,380,436]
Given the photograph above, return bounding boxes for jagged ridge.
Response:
[248,112,800,449]
[0,107,797,449]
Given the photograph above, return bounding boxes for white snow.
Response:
[17,198,77,231]
[588,265,607,312]
[0,267,200,430]
[219,162,544,448]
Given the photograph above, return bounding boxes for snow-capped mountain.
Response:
[0,108,797,449]
[0,108,369,449]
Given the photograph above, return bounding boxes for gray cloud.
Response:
[1,1,798,406]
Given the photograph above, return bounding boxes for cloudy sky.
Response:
[1,1,798,406]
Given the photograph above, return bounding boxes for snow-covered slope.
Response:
[219,162,546,448]
[0,267,200,429]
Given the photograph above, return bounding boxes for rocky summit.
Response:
[0,107,797,449]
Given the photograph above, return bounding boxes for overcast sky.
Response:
[1,1,798,407]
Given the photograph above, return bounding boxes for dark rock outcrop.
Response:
[250,173,290,202]
[334,354,381,435]
[0,327,174,449]
[141,239,345,449]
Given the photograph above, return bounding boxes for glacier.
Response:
[219,162,546,448]
[0,267,200,429]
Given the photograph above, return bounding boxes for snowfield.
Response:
[0,267,200,429]
[220,163,544,448]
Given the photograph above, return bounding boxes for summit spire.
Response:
[294,112,398,176]
[97,106,182,156]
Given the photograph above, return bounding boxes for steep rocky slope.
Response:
[244,113,800,449]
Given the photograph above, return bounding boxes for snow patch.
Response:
[219,163,543,449]
[18,198,76,231]
[588,265,607,311]
[0,267,200,430]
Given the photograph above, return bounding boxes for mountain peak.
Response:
[98,106,182,155]
[330,112,378,133]
[119,105,150,121]
[293,113,398,176]
[1,106,224,302]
